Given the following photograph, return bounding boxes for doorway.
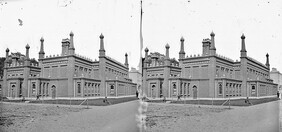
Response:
[193,85,197,99]
[51,85,56,99]
[10,84,16,98]
[151,84,156,98]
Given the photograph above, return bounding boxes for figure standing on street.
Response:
[136,90,139,98]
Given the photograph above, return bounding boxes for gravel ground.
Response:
[145,103,228,132]
[0,102,83,132]
[145,100,280,132]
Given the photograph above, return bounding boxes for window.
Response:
[0,84,2,95]
[46,83,49,95]
[110,85,114,94]
[187,83,190,95]
[218,83,222,95]
[173,83,177,95]
[160,82,163,96]
[180,83,183,95]
[38,83,41,94]
[226,83,229,96]
[19,82,23,95]
[183,83,186,96]
[78,83,81,93]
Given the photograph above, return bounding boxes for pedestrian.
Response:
[136,90,139,98]
[277,91,280,98]
[22,96,25,102]
[36,95,40,100]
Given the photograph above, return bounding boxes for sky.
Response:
[0,0,281,72]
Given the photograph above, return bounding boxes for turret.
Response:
[165,44,170,66]
[210,31,216,55]
[25,44,30,66]
[39,37,45,59]
[69,31,75,55]
[240,34,247,58]
[266,53,270,69]
[5,48,9,63]
[25,44,30,60]
[125,53,129,68]
[179,37,185,59]
[143,47,148,66]
[99,33,105,57]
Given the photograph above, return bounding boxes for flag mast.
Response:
[139,0,144,94]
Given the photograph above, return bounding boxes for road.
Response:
[25,100,140,132]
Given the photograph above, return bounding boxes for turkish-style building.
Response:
[0,32,137,98]
[142,32,278,99]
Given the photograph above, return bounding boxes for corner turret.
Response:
[179,37,185,59]
[39,37,45,59]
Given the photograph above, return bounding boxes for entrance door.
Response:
[193,85,197,99]
[51,85,56,99]
[151,85,156,98]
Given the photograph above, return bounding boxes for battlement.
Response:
[247,56,267,68]
[215,53,234,62]
[106,56,127,68]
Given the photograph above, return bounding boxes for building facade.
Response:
[0,32,136,98]
[270,68,282,93]
[129,67,142,91]
[142,32,278,99]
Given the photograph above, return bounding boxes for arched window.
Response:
[32,83,36,94]
[160,82,163,95]
[110,85,114,94]
[173,83,176,95]
[78,83,81,93]
[218,83,222,95]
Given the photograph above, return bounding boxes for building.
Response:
[270,68,282,93]
[142,32,278,99]
[0,32,137,98]
[129,67,142,91]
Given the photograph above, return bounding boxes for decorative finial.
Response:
[145,47,149,52]
[241,34,245,39]
[40,37,44,42]
[100,33,104,39]
[266,53,269,57]
[6,48,9,52]
[26,44,30,49]
[180,37,184,42]
[165,43,170,48]
[125,53,128,56]
[70,31,74,36]
[210,31,215,36]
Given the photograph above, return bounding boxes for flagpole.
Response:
[139,0,144,95]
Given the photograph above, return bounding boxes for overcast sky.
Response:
[0,0,281,72]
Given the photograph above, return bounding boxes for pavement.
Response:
[24,100,140,132]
